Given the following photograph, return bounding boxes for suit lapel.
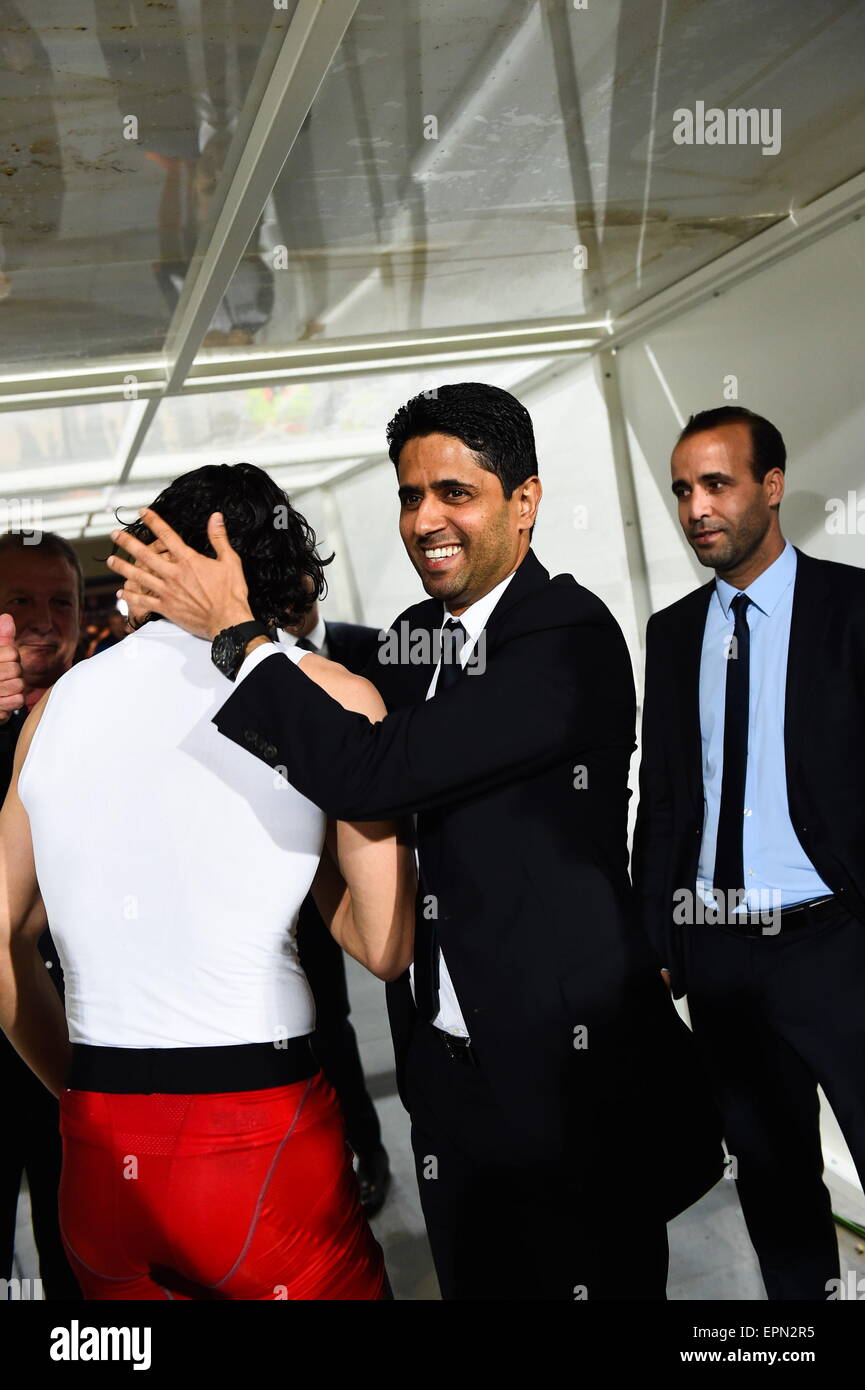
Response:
[375,550,549,709]
[372,597,442,709]
[676,581,714,816]
[784,549,829,776]
[483,549,550,647]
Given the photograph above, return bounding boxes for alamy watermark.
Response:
[825,492,865,535]
[673,101,781,157]
[673,885,783,933]
[0,497,43,543]
[376,622,486,675]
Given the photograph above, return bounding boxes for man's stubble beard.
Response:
[692,509,771,576]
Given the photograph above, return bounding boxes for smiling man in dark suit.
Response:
[107,382,722,1301]
[632,405,865,1301]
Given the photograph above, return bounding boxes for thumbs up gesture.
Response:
[0,613,24,724]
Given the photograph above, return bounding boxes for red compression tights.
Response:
[58,1071,386,1300]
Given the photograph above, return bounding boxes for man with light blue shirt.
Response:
[697,537,832,927]
[633,405,865,1301]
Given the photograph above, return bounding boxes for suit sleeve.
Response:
[213,619,633,821]
[631,615,677,974]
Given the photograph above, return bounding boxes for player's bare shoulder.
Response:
[293,652,385,723]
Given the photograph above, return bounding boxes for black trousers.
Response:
[404,1019,669,1301]
[685,901,865,1300]
[0,1037,81,1300]
[296,905,383,1159]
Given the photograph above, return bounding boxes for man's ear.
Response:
[765,467,785,509]
[518,476,542,531]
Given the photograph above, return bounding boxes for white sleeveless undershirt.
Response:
[18,625,322,1049]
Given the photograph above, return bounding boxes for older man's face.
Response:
[0,551,82,690]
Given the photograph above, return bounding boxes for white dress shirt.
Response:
[300,614,329,655]
[697,540,831,913]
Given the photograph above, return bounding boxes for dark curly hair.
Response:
[386,381,539,496]
[116,462,332,631]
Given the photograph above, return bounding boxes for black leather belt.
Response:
[66,1037,318,1094]
[721,894,841,937]
[431,1026,479,1067]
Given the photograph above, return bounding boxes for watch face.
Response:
[212,628,241,677]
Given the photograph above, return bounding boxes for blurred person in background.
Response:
[94,610,128,655]
[75,624,101,664]
[0,530,82,1300]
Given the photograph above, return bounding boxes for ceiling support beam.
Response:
[602,169,865,353]
[163,0,362,393]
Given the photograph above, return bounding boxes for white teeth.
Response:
[425,545,461,560]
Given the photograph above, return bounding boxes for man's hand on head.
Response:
[107,509,254,640]
[0,612,24,725]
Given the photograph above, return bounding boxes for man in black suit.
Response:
[289,600,391,1215]
[107,382,722,1301]
[0,532,81,1300]
[633,405,865,1301]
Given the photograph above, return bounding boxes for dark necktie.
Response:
[412,617,468,1021]
[436,617,468,694]
[295,636,318,652]
[713,593,751,900]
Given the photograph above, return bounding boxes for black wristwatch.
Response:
[211,620,272,682]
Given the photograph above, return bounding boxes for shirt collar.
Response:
[715,538,796,619]
[305,615,328,651]
[440,568,517,641]
[283,614,328,651]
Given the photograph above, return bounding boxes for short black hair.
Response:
[118,462,332,631]
[677,407,786,482]
[0,530,84,606]
[386,381,539,497]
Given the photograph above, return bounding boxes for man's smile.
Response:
[419,542,463,572]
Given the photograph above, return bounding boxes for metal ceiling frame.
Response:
[8,165,865,538]
[605,169,865,352]
[1,0,864,561]
[0,316,608,411]
[162,0,361,392]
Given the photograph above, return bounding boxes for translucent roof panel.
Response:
[0,356,552,542]
[0,0,290,370]
[0,400,132,494]
[202,0,865,361]
[127,356,552,493]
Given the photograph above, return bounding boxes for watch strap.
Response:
[212,620,271,682]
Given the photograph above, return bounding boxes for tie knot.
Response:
[295,636,318,652]
[439,617,467,679]
[731,593,750,619]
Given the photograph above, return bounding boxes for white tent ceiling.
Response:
[1,0,864,547]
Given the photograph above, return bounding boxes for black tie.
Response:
[713,593,751,901]
[295,636,318,652]
[436,617,468,693]
[412,618,468,1021]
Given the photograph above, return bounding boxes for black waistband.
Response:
[721,894,841,935]
[66,1037,318,1094]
